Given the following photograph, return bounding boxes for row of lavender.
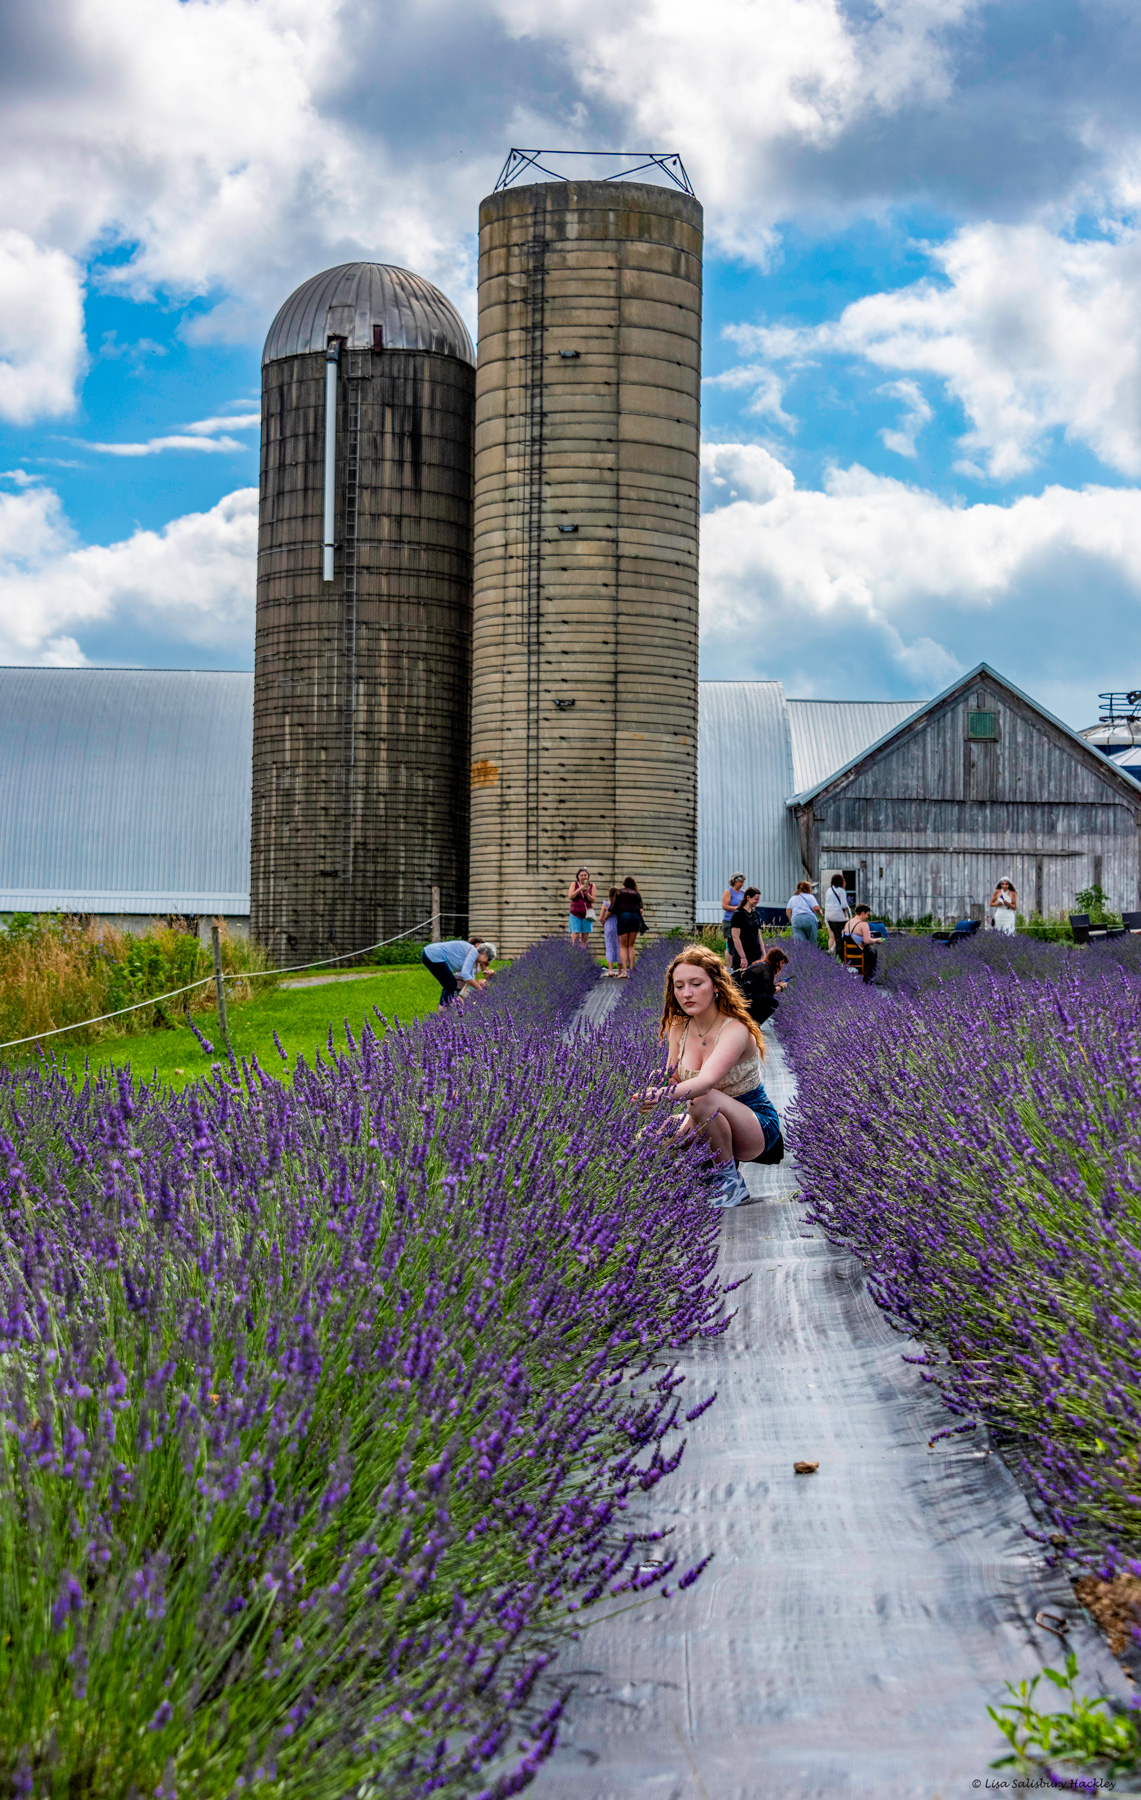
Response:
[778,932,1141,1577]
[0,941,722,1799]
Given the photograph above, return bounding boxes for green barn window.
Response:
[968,710,998,739]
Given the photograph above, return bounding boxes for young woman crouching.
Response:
[643,943,782,1209]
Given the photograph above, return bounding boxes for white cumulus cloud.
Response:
[0,231,85,423]
[879,378,933,458]
[699,443,1141,723]
[731,222,1141,480]
[520,0,976,259]
[0,482,256,663]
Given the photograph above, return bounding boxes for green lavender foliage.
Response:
[0,940,723,1798]
[990,1652,1141,1778]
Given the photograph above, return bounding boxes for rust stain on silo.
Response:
[471,760,500,787]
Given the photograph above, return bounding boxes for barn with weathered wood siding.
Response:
[788,664,1141,924]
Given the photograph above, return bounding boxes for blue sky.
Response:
[3,0,1141,725]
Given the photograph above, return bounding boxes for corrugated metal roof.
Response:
[786,699,921,796]
[0,669,252,915]
[262,263,475,366]
[697,682,801,917]
[786,662,1141,805]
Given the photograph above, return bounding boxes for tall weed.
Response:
[0,916,275,1051]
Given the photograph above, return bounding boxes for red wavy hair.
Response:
[658,943,765,1053]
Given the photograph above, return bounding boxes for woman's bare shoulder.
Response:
[718,1016,751,1051]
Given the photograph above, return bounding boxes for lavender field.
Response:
[0,942,727,1798]
[781,932,1141,1579]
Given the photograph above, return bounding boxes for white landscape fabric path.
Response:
[532,1018,1126,1800]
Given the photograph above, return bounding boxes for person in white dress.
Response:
[990,878,1017,935]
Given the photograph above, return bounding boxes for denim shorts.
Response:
[724,1082,782,1153]
[568,914,593,934]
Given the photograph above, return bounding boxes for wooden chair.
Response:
[841,937,866,974]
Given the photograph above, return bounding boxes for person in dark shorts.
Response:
[615,878,645,978]
[729,887,764,972]
[421,939,495,1006]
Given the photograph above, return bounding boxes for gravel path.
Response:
[531,1023,1125,1799]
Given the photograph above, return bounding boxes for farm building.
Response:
[2,660,1137,939]
[0,668,252,935]
[787,664,1141,923]
[696,685,918,918]
[699,663,1141,923]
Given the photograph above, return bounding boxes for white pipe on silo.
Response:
[322,339,340,581]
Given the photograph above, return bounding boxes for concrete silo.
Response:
[469,179,702,952]
[252,263,474,965]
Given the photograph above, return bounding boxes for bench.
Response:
[1070,912,1127,944]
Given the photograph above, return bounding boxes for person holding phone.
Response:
[567,867,596,948]
[990,878,1017,935]
[721,872,746,969]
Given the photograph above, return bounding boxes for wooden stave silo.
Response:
[252,263,475,967]
[469,180,702,954]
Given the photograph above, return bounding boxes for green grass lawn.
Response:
[56,967,442,1092]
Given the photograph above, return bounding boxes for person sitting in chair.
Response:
[841,906,877,984]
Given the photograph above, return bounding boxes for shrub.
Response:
[0,917,275,1054]
[0,939,724,1796]
[778,939,1141,1572]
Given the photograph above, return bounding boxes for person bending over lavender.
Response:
[420,939,496,1007]
[736,945,789,1026]
[640,943,782,1209]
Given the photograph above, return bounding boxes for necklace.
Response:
[692,1012,721,1047]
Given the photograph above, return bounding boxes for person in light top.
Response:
[822,872,851,957]
[640,943,782,1210]
[721,872,746,969]
[420,939,496,1007]
[786,880,821,945]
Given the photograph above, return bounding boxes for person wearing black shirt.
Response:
[615,877,646,978]
[730,887,764,970]
[736,946,789,1026]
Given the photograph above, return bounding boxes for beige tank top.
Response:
[677,1017,763,1097]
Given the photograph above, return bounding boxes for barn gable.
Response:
[788,664,1141,922]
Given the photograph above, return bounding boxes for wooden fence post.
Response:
[211,924,235,1068]
[431,886,441,943]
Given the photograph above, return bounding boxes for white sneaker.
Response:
[711,1166,750,1209]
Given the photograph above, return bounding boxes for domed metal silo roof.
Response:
[262,263,474,366]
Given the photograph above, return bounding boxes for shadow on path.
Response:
[532,1024,1125,1799]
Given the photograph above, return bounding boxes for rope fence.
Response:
[0,912,468,1054]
